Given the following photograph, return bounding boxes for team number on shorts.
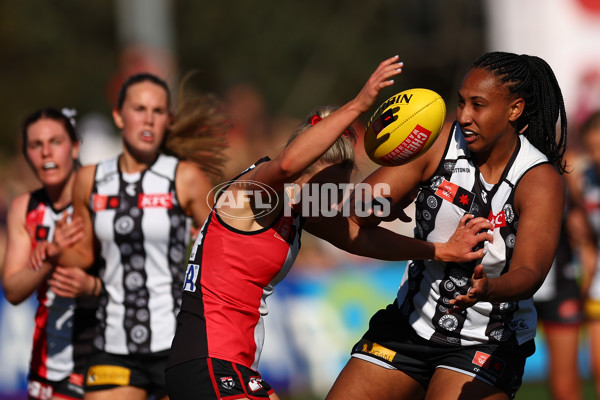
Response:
[183,264,200,292]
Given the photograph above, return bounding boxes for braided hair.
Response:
[472,52,568,173]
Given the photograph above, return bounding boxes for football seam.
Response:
[378,97,444,140]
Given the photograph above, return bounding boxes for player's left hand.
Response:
[48,266,95,298]
[447,264,488,312]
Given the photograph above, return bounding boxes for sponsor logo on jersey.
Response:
[248,376,264,392]
[138,193,173,209]
[472,351,505,377]
[92,194,121,211]
[360,340,396,362]
[435,179,474,212]
[68,373,84,387]
[487,210,506,228]
[221,376,235,389]
[86,365,131,386]
[35,225,50,241]
[453,167,471,173]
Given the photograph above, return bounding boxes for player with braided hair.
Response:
[326,51,568,400]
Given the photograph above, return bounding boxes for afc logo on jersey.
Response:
[138,193,173,209]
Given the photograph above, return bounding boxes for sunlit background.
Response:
[1,0,600,399]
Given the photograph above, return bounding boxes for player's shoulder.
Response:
[9,191,32,214]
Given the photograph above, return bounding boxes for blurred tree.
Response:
[174,0,485,119]
[0,0,117,164]
[0,0,485,164]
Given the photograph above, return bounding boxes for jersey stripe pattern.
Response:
[581,165,600,300]
[26,189,76,381]
[90,154,191,354]
[169,158,302,371]
[397,122,548,346]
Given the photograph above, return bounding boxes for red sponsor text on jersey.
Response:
[137,193,173,209]
[487,210,506,228]
[436,180,459,202]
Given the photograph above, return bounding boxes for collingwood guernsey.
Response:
[398,122,548,346]
[90,154,191,354]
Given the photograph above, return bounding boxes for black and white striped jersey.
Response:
[90,154,191,354]
[397,122,548,346]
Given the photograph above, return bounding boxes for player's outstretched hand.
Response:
[352,55,404,114]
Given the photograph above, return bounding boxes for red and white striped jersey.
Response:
[26,189,77,381]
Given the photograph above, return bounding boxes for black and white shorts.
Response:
[84,350,169,398]
[351,303,535,399]
[165,357,274,400]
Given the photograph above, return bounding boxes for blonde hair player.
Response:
[165,55,493,400]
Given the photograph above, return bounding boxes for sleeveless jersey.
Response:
[26,189,97,381]
[581,165,600,300]
[168,158,303,371]
[90,154,191,354]
[397,122,548,346]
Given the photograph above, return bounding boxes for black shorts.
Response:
[165,358,274,400]
[84,350,169,397]
[351,303,535,399]
[535,297,583,326]
[28,371,85,400]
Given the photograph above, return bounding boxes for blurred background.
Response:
[1,0,600,399]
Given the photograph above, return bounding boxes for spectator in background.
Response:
[2,108,99,400]
[569,110,600,399]
[533,196,594,400]
[34,73,230,400]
